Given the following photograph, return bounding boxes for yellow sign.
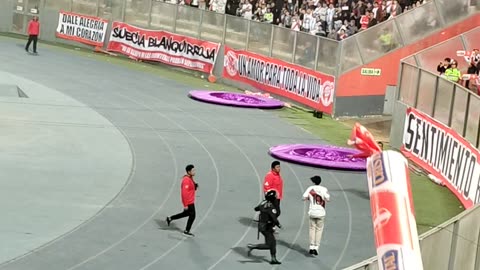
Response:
[361,68,382,76]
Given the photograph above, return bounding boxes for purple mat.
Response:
[188,90,284,109]
[269,144,367,170]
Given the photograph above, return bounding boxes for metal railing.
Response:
[398,62,480,148]
[14,0,476,78]
[343,204,480,270]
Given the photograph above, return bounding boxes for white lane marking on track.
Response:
[247,110,353,269]
[0,81,145,268]
[269,110,354,269]
[129,91,264,270]
[330,171,353,270]
[111,92,222,270]
[64,90,182,270]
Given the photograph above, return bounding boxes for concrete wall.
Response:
[0,0,13,33]
[389,100,408,149]
[334,96,385,117]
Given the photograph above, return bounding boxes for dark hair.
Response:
[185,164,195,173]
[377,141,384,149]
[271,160,280,169]
[311,175,322,185]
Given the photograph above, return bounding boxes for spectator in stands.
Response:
[346,19,358,36]
[437,58,451,75]
[326,3,336,33]
[359,10,370,30]
[337,26,348,40]
[445,61,462,83]
[389,0,402,19]
[264,8,274,23]
[378,27,394,52]
[465,61,478,89]
[291,15,302,31]
[302,8,316,32]
[367,10,378,27]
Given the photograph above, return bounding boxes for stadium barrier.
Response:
[343,204,480,270]
[345,60,480,269]
[3,0,479,117]
[2,1,480,269]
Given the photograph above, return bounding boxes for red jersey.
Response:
[181,175,196,207]
[263,170,284,200]
[360,15,370,30]
[28,20,40,35]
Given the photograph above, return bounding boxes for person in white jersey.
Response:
[302,175,330,256]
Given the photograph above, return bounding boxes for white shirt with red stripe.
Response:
[303,185,330,218]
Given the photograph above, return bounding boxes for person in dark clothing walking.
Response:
[247,190,282,265]
[166,164,198,237]
[25,16,40,54]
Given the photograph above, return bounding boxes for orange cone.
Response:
[208,74,217,83]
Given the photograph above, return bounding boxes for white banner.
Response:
[402,107,480,209]
[56,11,109,47]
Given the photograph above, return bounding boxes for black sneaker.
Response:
[313,250,318,256]
[247,244,254,257]
[309,249,314,255]
[183,231,194,237]
[166,217,171,226]
[270,259,281,265]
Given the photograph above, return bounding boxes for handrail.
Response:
[401,61,480,101]
[43,0,478,76]
[343,205,480,270]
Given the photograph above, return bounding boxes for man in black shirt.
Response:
[247,190,282,264]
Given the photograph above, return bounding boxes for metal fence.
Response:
[343,204,480,270]
[398,62,480,148]
[10,0,478,77]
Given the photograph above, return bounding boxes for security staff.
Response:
[247,190,282,265]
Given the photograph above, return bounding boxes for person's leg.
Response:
[314,217,325,254]
[25,35,33,51]
[265,231,280,264]
[32,35,38,53]
[184,204,196,233]
[170,209,189,220]
[309,217,316,254]
[249,231,271,250]
[277,199,281,217]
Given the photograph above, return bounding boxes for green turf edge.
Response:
[2,33,464,234]
[275,108,465,234]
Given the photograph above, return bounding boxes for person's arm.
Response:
[323,188,331,202]
[254,201,264,211]
[263,173,279,195]
[268,209,281,227]
[26,21,32,35]
[180,178,193,207]
[302,187,310,201]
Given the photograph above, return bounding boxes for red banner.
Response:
[402,107,480,209]
[56,11,109,47]
[107,22,220,74]
[223,46,335,114]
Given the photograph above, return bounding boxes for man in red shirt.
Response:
[25,16,40,54]
[166,164,198,237]
[263,161,283,218]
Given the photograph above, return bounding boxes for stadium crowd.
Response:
[437,50,480,94]
[167,0,434,40]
